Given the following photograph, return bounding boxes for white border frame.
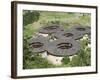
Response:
[16,3,97,77]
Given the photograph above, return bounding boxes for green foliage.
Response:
[61,56,70,64]
[80,37,89,49]
[69,38,91,67]
[69,48,91,67]
[23,52,55,69]
[23,10,40,26]
[25,54,55,69]
[23,36,32,69]
[69,55,82,67]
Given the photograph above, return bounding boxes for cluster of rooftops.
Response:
[29,24,91,57]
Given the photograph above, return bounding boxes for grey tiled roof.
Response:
[70,26,91,40]
[53,29,83,40]
[39,24,64,34]
[72,26,91,36]
[29,35,48,53]
[45,38,80,57]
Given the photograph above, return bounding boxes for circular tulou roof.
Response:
[71,26,91,39]
[53,29,83,40]
[29,35,48,53]
[38,24,64,34]
[45,38,81,57]
[72,26,90,34]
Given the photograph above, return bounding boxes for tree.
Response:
[61,56,70,64]
[69,38,91,67]
[23,10,40,26]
